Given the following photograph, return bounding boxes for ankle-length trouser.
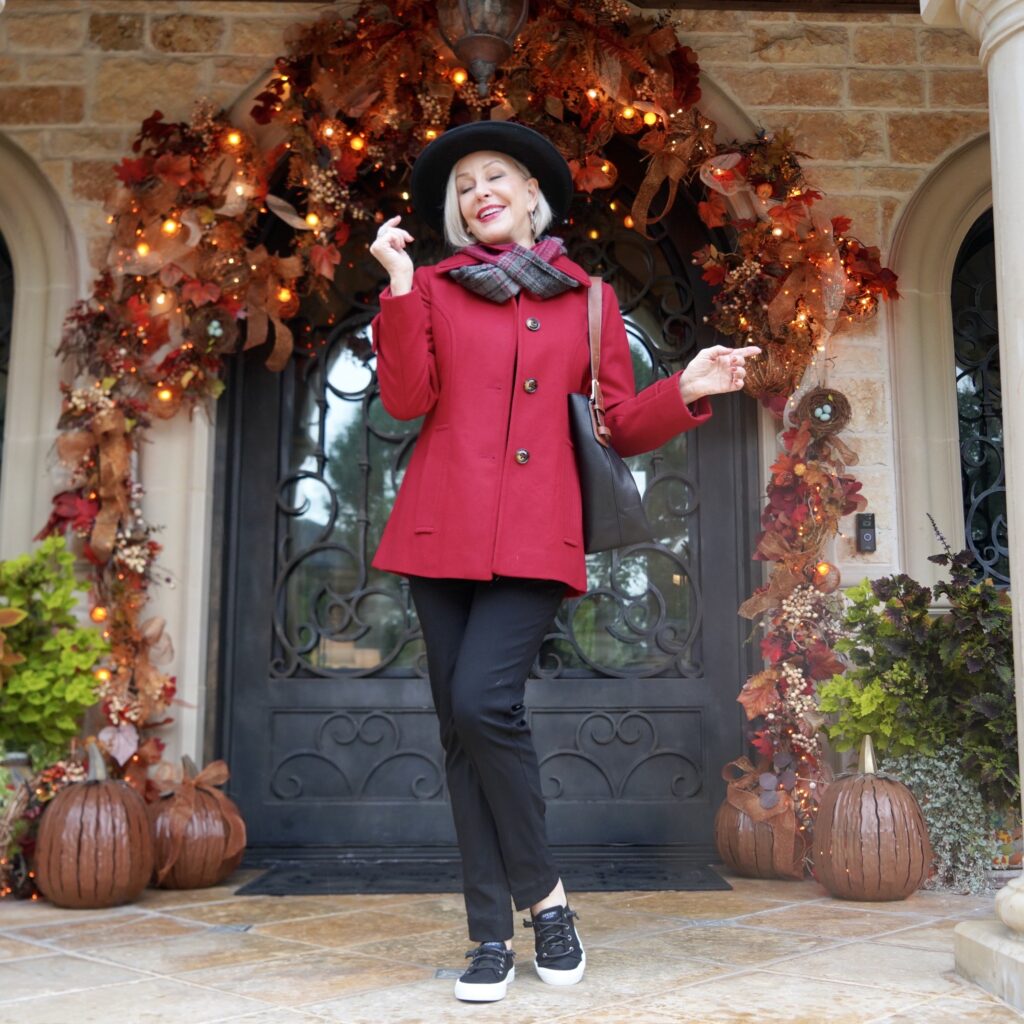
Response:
[408,575,565,941]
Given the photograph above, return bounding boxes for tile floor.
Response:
[0,868,1020,1023]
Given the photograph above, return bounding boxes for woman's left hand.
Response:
[678,345,761,404]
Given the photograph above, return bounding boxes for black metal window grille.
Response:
[951,209,1008,585]
[0,231,12,486]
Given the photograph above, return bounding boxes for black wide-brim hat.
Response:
[410,121,574,234]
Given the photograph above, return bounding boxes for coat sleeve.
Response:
[593,282,712,457]
[370,267,440,421]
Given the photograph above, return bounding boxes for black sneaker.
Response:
[523,905,585,986]
[453,941,515,1002]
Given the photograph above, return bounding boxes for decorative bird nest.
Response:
[795,386,851,436]
[188,305,239,356]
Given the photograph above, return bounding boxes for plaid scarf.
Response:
[447,237,580,302]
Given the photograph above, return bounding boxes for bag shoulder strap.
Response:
[587,275,602,390]
[587,276,612,446]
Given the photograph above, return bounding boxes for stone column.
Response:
[921,0,1024,1009]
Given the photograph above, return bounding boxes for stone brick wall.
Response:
[0,0,991,574]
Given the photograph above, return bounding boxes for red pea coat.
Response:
[370,250,712,596]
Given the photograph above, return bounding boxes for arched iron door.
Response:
[217,173,759,870]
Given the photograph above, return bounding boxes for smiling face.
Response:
[453,150,539,248]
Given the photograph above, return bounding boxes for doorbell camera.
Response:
[855,513,876,553]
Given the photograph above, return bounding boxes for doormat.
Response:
[235,858,732,897]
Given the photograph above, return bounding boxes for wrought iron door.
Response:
[952,210,1007,585]
[0,232,12,482]
[218,174,759,869]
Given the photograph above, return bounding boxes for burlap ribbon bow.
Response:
[155,759,247,885]
[56,407,132,564]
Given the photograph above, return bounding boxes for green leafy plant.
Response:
[817,577,949,757]
[929,543,1017,808]
[881,744,993,894]
[818,526,1018,809]
[0,536,107,767]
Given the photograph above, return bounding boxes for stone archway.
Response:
[887,134,992,587]
[0,133,78,559]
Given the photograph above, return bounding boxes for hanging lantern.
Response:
[437,0,528,97]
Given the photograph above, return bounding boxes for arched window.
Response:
[951,209,1006,584]
[0,230,12,484]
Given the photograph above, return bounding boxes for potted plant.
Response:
[816,536,1019,893]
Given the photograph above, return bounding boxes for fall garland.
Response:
[18,1,896,871]
[688,130,892,846]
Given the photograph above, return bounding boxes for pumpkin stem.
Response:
[181,754,199,780]
[85,738,108,782]
[858,734,878,775]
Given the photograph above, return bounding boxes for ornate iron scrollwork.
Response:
[270,710,444,801]
[0,232,11,483]
[952,210,1007,585]
[535,709,702,800]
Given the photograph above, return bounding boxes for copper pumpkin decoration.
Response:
[714,759,806,881]
[812,739,932,901]
[35,742,153,909]
[149,757,246,889]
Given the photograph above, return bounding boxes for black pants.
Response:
[408,575,565,941]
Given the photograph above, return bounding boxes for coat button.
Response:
[525,317,540,331]
[515,448,530,464]
[523,377,538,393]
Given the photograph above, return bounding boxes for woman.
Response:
[369,121,758,1003]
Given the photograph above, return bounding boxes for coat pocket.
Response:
[413,424,449,533]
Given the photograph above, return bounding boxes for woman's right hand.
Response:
[369,215,415,295]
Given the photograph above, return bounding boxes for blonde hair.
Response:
[442,154,554,248]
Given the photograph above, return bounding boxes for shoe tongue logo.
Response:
[481,941,506,949]
[538,909,561,921]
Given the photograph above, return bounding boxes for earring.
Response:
[529,208,538,235]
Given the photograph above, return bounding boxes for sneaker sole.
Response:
[535,948,586,986]
[454,964,514,1002]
